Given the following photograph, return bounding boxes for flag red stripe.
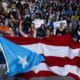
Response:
[44,56,80,67]
[18,71,57,80]
[67,73,80,80]
[18,71,80,80]
[5,34,80,48]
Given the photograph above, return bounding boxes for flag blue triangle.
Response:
[0,37,44,76]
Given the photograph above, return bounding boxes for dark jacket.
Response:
[36,27,46,38]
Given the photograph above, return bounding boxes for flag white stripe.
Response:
[30,63,80,77]
[21,43,80,59]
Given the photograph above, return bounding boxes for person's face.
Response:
[10,14,14,18]
[41,24,45,29]
[60,23,64,29]
[78,27,80,31]
[31,23,34,27]
[0,19,1,23]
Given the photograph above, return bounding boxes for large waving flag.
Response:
[0,35,80,80]
[0,37,44,76]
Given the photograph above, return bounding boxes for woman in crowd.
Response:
[72,26,80,42]
[56,22,66,36]
[36,24,46,38]
[28,23,36,38]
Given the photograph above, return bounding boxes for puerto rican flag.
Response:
[5,34,80,80]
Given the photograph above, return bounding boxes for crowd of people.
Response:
[0,0,80,42]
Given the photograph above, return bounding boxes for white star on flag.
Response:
[18,56,28,69]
